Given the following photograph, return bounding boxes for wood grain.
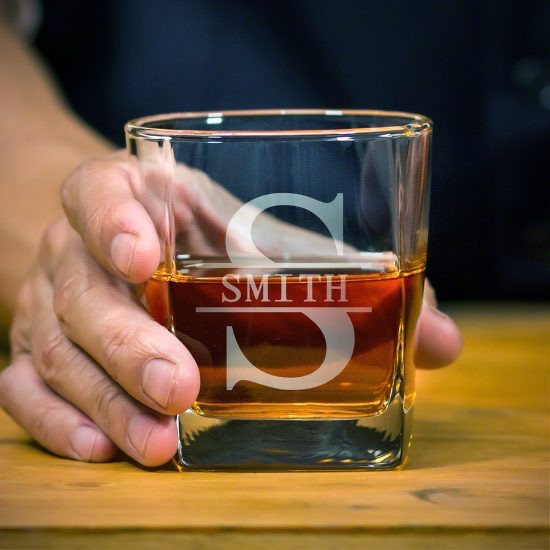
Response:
[0,304,548,548]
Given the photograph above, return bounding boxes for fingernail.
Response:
[110,232,137,277]
[128,413,156,458]
[141,359,177,409]
[70,425,99,461]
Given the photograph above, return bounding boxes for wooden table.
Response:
[0,304,548,549]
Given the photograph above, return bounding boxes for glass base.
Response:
[175,394,412,471]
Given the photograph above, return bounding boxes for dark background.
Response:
[34,0,550,301]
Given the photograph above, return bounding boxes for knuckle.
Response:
[28,401,64,446]
[10,323,30,356]
[52,269,81,322]
[81,201,116,248]
[26,400,70,456]
[39,219,68,262]
[61,158,110,219]
[72,157,104,186]
[64,157,138,252]
[10,281,35,354]
[10,292,35,355]
[93,379,124,433]
[60,167,78,211]
[102,319,148,378]
[61,160,92,212]
[38,329,67,383]
[53,266,103,326]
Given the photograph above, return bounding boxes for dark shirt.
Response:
[34,0,550,300]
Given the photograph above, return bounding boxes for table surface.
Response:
[0,304,548,549]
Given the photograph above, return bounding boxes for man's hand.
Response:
[0,155,201,466]
[415,279,463,369]
[0,153,461,466]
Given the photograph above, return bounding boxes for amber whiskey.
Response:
[145,257,424,420]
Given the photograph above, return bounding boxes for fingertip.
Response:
[70,424,117,462]
[110,232,138,279]
[129,230,161,283]
[166,348,201,416]
[106,198,161,283]
[143,417,179,467]
[415,306,463,369]
[110,200,161,283]
[89,433,119,462]
[110,229,160,283]
[1,358,120,464]
[443,311,463,359]
[66,160,162,283]
[128,413,178,467]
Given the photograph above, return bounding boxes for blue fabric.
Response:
[34,0,550,300]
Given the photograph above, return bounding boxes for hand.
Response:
[415,279,462,369]
[0,152,461,466]
[0,153,201,466]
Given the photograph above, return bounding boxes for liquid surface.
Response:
[145,256,424,419]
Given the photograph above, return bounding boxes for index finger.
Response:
[61,153,160,283]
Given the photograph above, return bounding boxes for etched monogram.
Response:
[196,193,372,390]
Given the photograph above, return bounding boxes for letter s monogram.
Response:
[197,193,371,391]
[226,308,356,390]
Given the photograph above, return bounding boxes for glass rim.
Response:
[125,109,432,139]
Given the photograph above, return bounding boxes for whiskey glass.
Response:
[125,109,432,470]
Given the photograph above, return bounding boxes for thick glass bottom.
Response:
[175,394,412,471]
